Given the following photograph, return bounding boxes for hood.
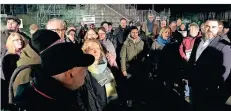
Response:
[17,44,41,67]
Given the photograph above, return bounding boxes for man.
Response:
[29,24,39,36]
[46,18,66,39]
[179,23,201,61]
[108,22,114,34]
[66,29,77,43]
[1,16,30,56]
[142,13,154,37]
[101,21,114,43]
[14,42,95,111]
[113,18,130,66]
[120,26,147,104]
[188,19,231,111]
[169,21,183,43]
[218,21,230,42]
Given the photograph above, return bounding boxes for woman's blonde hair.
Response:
[6,32,27,54]
[82,39,105,59]
[159,26,172,37]
[84,29,98,40]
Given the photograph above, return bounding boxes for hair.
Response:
[46,18,65,29]
[29,24,39,31]
[129,21,133,24]
[84,29,98,40]
[82,39,105,59]
[189,22,199,30]
[67,29,76,35]
[101,21,108,27]
[6,32,27,54]
[120,18,127,22]
[159,26,172,37]
[218,21,224,26]
[206,19,219,24]
[98,27,106,33]
[130,26,138,32]
[108,22,112,26]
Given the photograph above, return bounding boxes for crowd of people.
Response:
[1,13,231,111]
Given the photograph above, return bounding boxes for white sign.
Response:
[82,15,95,24]
[0,14,7,18]
[19,19,23,28]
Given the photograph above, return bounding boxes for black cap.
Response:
[30,29,60,54]
[6,15,21,25]
[40,42,95,76]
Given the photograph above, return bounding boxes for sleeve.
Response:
[222,45,231,81]
[179,40,187,61]
[120,43,127,72]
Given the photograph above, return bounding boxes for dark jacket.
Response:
[15,76,83,111]
[172,31,183,44]
[188,36,231,111]
[113,25,130,50]
[1,52,20,109]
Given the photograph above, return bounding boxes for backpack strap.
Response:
[8,64,40,104]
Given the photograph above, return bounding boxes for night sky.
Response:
[137,4,231,15]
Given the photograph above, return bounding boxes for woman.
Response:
[81,39,118,111]
[148,26,182,110]
[98,27,117,67]
[84,29,98,40]
[1,32,27,109]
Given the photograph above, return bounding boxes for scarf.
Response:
[88,56,114,86]
[157,36,171,46]
[147,20,153,33]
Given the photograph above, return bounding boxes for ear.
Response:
[65,70,73,79]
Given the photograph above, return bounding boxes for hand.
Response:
[122,71,127,76]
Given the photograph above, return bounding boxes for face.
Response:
[129,23,133,27]
[90,25,95,29]
[190,26,199,37]
[108,25,112,31]
[177,19,182,27]
[86,30,98,39]
[68,31,76,41]
[130,29,139,39]
[161,21,167,28]
[224,28,229,34]
[218,25,224,33]
[162,28,171,40]
[85,42,101,61]
[46,20,66,39]
[68,67,87,90]
[148,15,154,22]
[180,24,185,30]
[201,24,205,33]
[12,35,23,50]
[7,19,19,31]
[120,20,127,28]
[103,23,109,31]
[98,30,106,40]
[205,21,219,37]
[169,22,177,32]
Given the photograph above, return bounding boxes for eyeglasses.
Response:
[13,39,21,42]
[50,29,65,33]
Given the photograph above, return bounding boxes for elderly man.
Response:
[46,18,66,39]
[14,42,95,111]
[188,19,231,111]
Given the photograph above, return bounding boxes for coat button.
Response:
[205,88,209,90]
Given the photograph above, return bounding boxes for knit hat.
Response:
[30,29,60,54]
[40,42,95,76]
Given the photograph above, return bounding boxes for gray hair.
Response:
[46,18,65,29]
